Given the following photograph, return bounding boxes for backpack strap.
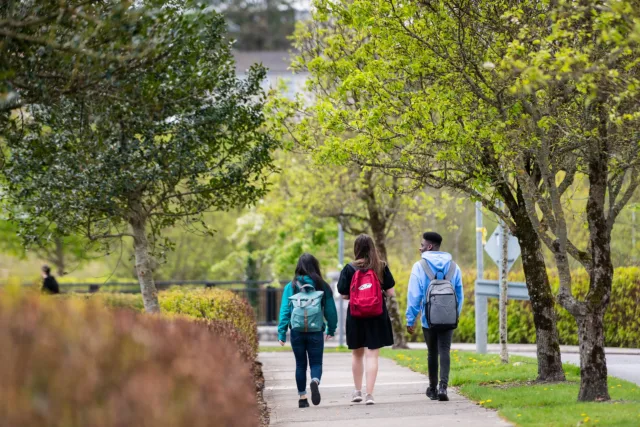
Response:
[419,259,436,281]
[445,261,457,281]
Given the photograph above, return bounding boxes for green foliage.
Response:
[0,290,259,427]
[4,1,276,248]
[384,350,640,427]
[1,0,183,112]
[210,152,342,281]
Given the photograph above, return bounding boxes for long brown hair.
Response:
[352,234,385,283]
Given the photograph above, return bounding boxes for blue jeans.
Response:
[290,330,324,396]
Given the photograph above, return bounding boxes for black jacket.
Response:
[42,276,60,294]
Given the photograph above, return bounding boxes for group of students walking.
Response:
[278,232,464,408]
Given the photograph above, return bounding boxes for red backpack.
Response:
[349,265,383,318]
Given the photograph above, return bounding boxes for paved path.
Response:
[261,351,512,427]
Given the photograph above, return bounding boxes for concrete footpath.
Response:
[261,351,512,427]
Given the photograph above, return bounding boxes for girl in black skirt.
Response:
[337,234,396,405]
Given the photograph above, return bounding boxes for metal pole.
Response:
[475,202,488,354]
[338,223,345,347]
[498,203,509,363]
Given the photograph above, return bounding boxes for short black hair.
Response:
[42,265,51,275]
[422,231,443,246]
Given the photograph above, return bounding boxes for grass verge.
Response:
[381,349,640,427]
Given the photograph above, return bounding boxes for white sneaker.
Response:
[351,390,363,403]
[365,394,375,405]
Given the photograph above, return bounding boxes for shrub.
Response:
[78,288,259,352]
[159,288,258,353]
[0,292,258,427]
[91,293,146,312]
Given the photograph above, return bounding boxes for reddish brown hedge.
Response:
[0,292,258,427]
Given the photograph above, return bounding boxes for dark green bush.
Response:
[0,291,258,427]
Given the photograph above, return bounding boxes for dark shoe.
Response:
[438,384,449,402]
[426,385,438,400]
[310,380,321,406]
[299,398,310,408]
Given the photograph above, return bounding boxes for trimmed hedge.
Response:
[0,291,258,427]
[160,288,258,354]
[395,267,640,348]
[93,288,258,354]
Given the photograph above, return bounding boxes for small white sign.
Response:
[484,225,521,272]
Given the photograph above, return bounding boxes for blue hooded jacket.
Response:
[277,275,338,342]
[406,251,464,328]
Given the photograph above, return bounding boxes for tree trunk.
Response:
[499,224,509,364]
[53,236,66,277]
[512,193,566,381]
[575,309,609,401]
[573,125,612,401]
[572,139,613,401]
[129,213,160,314]
[245,240,260,309]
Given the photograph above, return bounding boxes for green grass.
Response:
[381,349,640,427]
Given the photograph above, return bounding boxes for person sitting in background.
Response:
[41,265,60,294]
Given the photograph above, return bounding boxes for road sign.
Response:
[484,225,521,272]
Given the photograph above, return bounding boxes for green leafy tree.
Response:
[274,0,640,400]
[0,0,177,114]
[503,0,640,400]
[4,2,278,313]
[271,0,569,381]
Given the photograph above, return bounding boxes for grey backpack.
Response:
[420,260,459,330]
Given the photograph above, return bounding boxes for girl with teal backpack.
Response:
[278,253,338,408]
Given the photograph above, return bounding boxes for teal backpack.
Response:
[289,281,325,333]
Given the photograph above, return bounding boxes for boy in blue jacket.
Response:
[406,232,464,402]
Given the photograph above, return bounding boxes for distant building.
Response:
[233,50,309,101]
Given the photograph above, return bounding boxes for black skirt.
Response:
[337,264,395,350]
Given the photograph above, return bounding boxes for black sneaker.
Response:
[438,384,449,402]
[310,380,321,406]
[426,385,438,400]
[299,398,310,408]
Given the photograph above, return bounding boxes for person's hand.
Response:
[325,334,333,342]
[278,340,285,346]
[407,325,415,335]
[341,295,349,300]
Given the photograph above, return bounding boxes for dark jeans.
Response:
[290,330,324,396]
[423,328,454,387]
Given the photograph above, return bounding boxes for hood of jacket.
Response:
[421,251,454,279]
